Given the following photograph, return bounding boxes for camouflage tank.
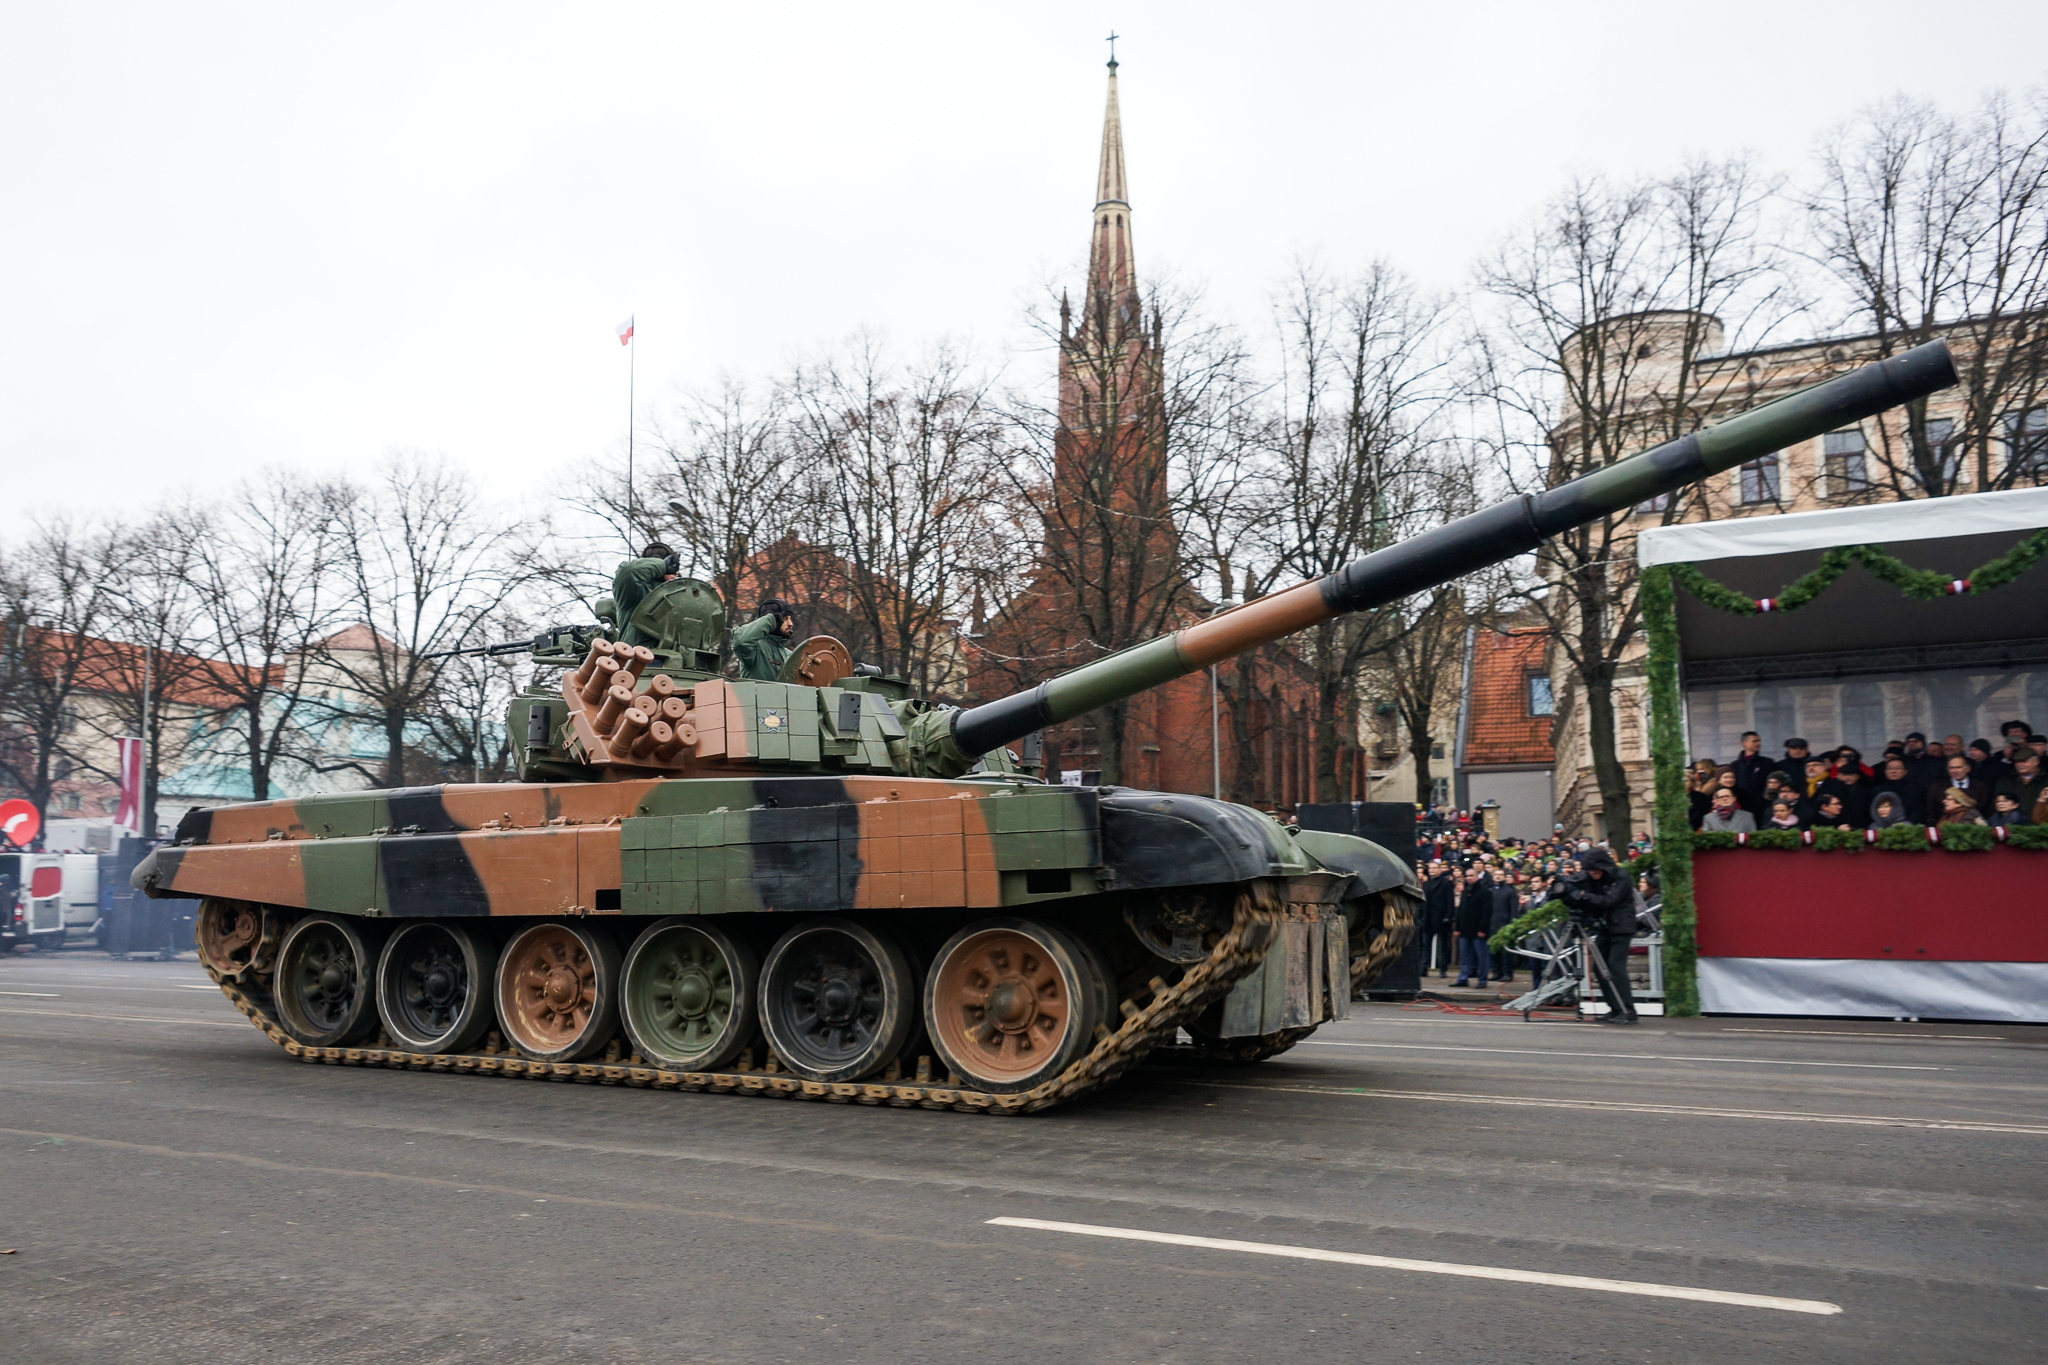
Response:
[135,342,1955,1113]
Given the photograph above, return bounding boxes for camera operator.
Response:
[1556,847,1640,1026]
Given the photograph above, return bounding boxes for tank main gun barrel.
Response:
[950,339,1958,760]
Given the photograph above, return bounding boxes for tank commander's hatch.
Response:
[778,636,856,688]
[625,577,727,677]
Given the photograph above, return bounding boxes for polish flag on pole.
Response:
[616,316,635,346]
[114,736,143,834]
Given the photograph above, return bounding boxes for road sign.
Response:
[1,799,40,848]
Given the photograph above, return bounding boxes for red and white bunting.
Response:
[1754,597,1778,613]
[114,736,143,833]
[616,315,635,346]
[1944,578,1971,595]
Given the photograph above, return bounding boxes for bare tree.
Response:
[310,457,524,789]
[1264,259,1457,802]
[185,475,340,803]
[1475,157,1793,842]
[785,334,1007,695]
[68,508,217,834]
[1805,88,2048,497]
[0,519,124,831]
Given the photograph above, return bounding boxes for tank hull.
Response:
[140,776,1420,1112]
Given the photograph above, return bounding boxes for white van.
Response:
[1,852,99,951]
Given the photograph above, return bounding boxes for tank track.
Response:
[1164,890,1416,1066]
[201,881,1294,1116]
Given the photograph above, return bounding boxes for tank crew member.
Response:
[611,543,678,646]
[732,598,795,681]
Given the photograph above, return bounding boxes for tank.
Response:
[135,341,1956,1113]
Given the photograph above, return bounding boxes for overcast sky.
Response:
[4,2,2045,535]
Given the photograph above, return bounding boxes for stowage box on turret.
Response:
[136,342,1957,1112]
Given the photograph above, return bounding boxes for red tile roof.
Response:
[1463,628,1554,767]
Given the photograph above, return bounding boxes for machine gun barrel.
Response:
[951,339,1958,759]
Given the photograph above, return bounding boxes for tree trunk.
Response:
[247,712,271,802]
[385,709,408,788]
[1581,659,1634,843]
[1407,717,1433,807]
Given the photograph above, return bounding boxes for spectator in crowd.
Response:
[1937,787,1989,827]
[1968,739,1998,783]
[1902,732,1941,781]
[1760,771,1802,821]
[1421,860,1457,977]
[1936,754,1989,822]
[1812,793,1853,830]
[1700,788,1756,832]
[1989,791,2027,828]
[1833,746,1873,781]
[1994,745,2046,822]
[1731,731,1773,803]
[1820,761,1872,827]
[1798,757,1832,804]
[1687,759,1720,829]
[1713,765,1759,817]
[1998,720,2033,768]
[1452,865,1494,988]
[1942,733,1967,766]
[1765,799,1804,831]
[1487,872,1520,983]
[1779,737,1815,779]
[1869,792,1911,829]
[1874,755,1931,822]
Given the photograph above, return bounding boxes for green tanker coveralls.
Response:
[731,613,792,681]
[610,557,669,646]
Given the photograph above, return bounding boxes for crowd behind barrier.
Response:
[1409,807,1654,990]
[1686,719,2048,834]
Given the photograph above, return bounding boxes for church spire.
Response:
[1087,54,1136,310]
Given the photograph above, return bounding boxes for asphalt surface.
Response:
[1,951,2043,1365]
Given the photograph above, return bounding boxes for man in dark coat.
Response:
[1730,732,1774,806]
[1487,874,1522,983]
[1873,755,1931,825]
[1557,847,1640,1024]
[1452,866,1494,988]
[1421,860,1458,977]
[1819,763,1874,828]
[1778,737,1815,783]
[1994,746,2047,823]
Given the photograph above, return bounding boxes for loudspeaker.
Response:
[1295,802,1421,998]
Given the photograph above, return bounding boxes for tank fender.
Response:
[1290,828,1422,903]
[1097,792,1286,890]
[131,847,179,899]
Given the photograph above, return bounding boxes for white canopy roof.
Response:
[1637,486,2048,567]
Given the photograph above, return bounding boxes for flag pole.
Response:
[627,322,635,537]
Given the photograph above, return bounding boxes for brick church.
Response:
[972,58,1341,808]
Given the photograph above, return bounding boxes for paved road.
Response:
[1,951,2042,1364]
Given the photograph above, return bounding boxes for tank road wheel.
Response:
[273,914,384,1048]
[494,922,622,1063]
[924,919,1102,1095]
[620,919,760,1071]
[196,898,275,980]
[758,918,916,1083]
[375,922,499,1055]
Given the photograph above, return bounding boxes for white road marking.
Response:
[1298,1039,1943,1071]
[1175,1079,2048,1135]
[0,992,59,998]
[1716,1028,1989,1041]
[0,1006,246,1029]
[987,1217,1842,1316]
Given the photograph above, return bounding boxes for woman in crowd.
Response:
[1869,791,1911,829]
[1765,799,1804,831]
[1937,787,1988,827]
[1687,759,1719,828]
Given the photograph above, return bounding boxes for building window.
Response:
[1752,685,1796,749]
[1926,417,1962,485]
[1824,428,1870,495]
[1634,491,1671,515]
[1840,681,1887,755]
[1527,673,1555,717]
[1431,742,1445,759]
[1430,777,1450,807]
[1739,453,1780,505]
[61,792,82,812]
[2005,407,2047,479]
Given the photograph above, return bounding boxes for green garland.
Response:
[1691,823,2048,852]
[1641,564,1700,1015]
[1669,528,2048,616]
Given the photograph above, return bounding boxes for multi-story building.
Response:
[1544,312,2047,837]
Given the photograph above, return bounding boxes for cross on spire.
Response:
[1105,30,1119,67]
